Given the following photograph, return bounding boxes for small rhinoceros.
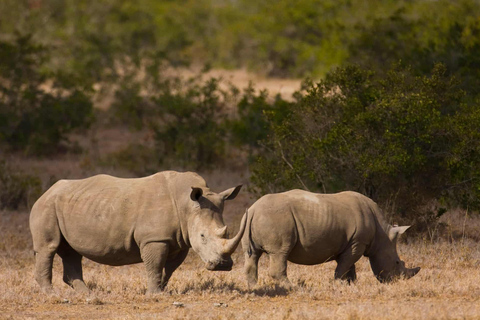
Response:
[30,171,247,294]
[242,190,420,286]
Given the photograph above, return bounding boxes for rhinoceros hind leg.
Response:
[32,213,61,293]
[244,249,263,287]
[34,250,56,293]
[141,241,169,294]
[160,249,189,290]
[57,242,89,293]
[268,253,290,284]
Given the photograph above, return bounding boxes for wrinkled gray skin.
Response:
[242,190,420,286]
[30,171,247,294]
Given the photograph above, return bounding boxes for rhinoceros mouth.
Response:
[212,264,233,271]
[206,259,233,271]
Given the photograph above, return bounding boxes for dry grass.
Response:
[2,209,480,320]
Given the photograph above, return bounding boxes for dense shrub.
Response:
[229,84,293,155]
[250,64,480,221]
[109,66,295,173]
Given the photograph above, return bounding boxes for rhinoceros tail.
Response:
[245,208,256,257]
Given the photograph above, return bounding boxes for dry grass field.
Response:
[2,207,480,320]
[1,71,480,319]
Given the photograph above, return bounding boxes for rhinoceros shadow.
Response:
[168,280,291,297]
[251,284,291,297]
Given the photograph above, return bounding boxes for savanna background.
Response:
[2,0,480,318]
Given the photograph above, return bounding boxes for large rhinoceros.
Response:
[242,190,420,286]
[30,171,247,294]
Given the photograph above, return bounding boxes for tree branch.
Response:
[277,140,310,191]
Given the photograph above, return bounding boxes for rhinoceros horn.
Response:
[222,209,248,255]
[216,226,228,238]
[405,266,421,279]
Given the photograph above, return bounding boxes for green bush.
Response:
[227,84,294,166]
[110,69,240,170]
[0,34,94,155]
[0,160,42,210]
[251,64,480,221]
[109,67,299,172]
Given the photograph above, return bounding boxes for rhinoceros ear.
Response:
[388,225,411,243]
[190,187,203,201]
[220,185,242,201]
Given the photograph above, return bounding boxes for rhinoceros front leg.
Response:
[141,242,169,294]
[334,243,365,283]
[160,249,189,290]
[335,264,357,283]
[57,243,89,293]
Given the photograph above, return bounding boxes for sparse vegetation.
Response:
[0,160,42,210]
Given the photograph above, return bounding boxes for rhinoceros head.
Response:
[369,225,421,283]
[187,185,247,271]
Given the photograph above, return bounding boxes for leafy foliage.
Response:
[251,64,480,219]
[111,68,240,170]
[229,84,293,153]
[0,34,93,155]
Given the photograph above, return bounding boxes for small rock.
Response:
[214,302,228,308]
[172,301,184,308]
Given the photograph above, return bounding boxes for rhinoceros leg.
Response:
[160,249,189,290]
[141,241,169,294]
[334,243,365,283]
[244,249,263,287]
[340,264,357,283]
[31,211,61,293]
[57,241,89,293]
[268,253,290,284]
[34,250,57,293]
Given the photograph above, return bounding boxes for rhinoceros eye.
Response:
[201,234,207,244]
[396,260,400,265]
